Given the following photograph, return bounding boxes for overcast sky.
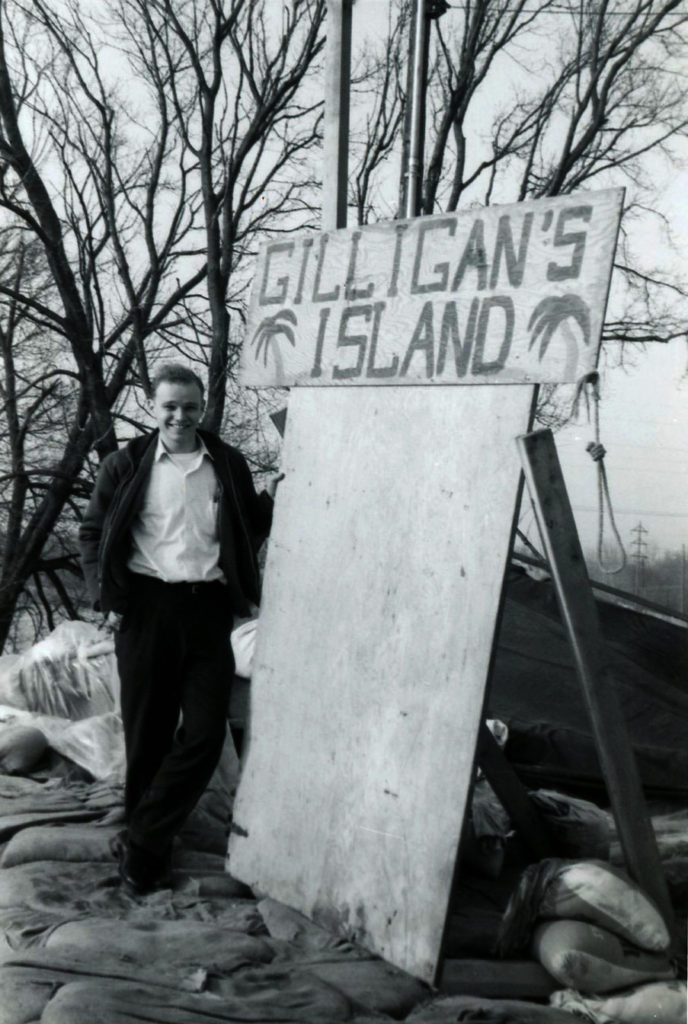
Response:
[352,0,687,558]
[555,338,688,557]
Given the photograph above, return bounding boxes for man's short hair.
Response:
[150,363,205,401]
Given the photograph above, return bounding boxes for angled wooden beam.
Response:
[476,722,552,860]
[517,428,674,937]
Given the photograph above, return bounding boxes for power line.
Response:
[443,2,688,16]
[572,506,688,518]
[558,442,688,454]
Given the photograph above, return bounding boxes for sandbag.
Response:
[0,824,118,867]
[407,994,581,1022]
[0,860,133,910]
[0,724,48,774]
[0,895,265,954]
[551,980,687,1024]
[45,919,273,970]
[0,967,56,1024]
[531,919,675,993]
[0,858,267,945]
[0,949,204,988]
[0,808,104,843]
[304,959,428,1017]
[0,774,90,813]
[538,861,670,951]
[497,858,670,954]
[469,784,610,863]
[529,790,611,859]
[39,967,353,1023]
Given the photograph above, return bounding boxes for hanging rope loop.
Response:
[571,370,600,424]
[571,372,626,576]
[585,441,606,462]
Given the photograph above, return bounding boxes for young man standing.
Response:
[79,363,279,893]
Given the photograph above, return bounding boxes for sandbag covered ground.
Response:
[1,773,687,1023]
[0,773,438,1024]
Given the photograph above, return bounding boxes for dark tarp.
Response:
[488,567,688,799]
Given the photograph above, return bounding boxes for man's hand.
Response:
[266,472,285,499]
[102,610,124,634]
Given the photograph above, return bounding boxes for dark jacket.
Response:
[79,429,273,616]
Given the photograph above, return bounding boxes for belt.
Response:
[130,574,225,596]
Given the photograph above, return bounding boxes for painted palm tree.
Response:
[250,309,298,379]
[528,294,591,378]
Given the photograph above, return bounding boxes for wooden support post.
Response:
[517,429,674,934]
[322,0,352,231]
[476,723,551,861]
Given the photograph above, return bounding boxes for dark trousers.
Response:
[114,575,234,856]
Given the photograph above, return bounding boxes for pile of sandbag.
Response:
[469,777,613,871]
[0,816,430,1024]
[465,717,613,884]
[496,856,685,1023]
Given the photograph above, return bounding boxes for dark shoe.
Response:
[118,838,172,895]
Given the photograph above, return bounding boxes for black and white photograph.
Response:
[0,1,686,1020]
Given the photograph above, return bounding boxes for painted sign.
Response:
[240,188,623,387]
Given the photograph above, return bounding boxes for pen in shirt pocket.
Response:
[213,484,221,536]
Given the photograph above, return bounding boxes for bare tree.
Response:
[118,0,325,430]
[0,0,325,651]
[348,1,409,225]
[350,0,687,354]
[0,228,84,647]
[425,0,688,353]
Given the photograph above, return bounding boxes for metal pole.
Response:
[323,0,352,231]
[401,1,450,218]
[403,0,429,218]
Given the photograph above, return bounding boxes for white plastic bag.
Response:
[231,616,258,679]
[9,621,119,719]
[0,705,124,781]
[0,654,25,709]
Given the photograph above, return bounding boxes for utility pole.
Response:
[322,0,352,232]
[630,522,648,595]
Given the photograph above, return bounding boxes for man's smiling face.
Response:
[150,380,204,453]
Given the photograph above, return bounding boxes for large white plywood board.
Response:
[228,384,534,983]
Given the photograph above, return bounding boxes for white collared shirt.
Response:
[127,436,225,583]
